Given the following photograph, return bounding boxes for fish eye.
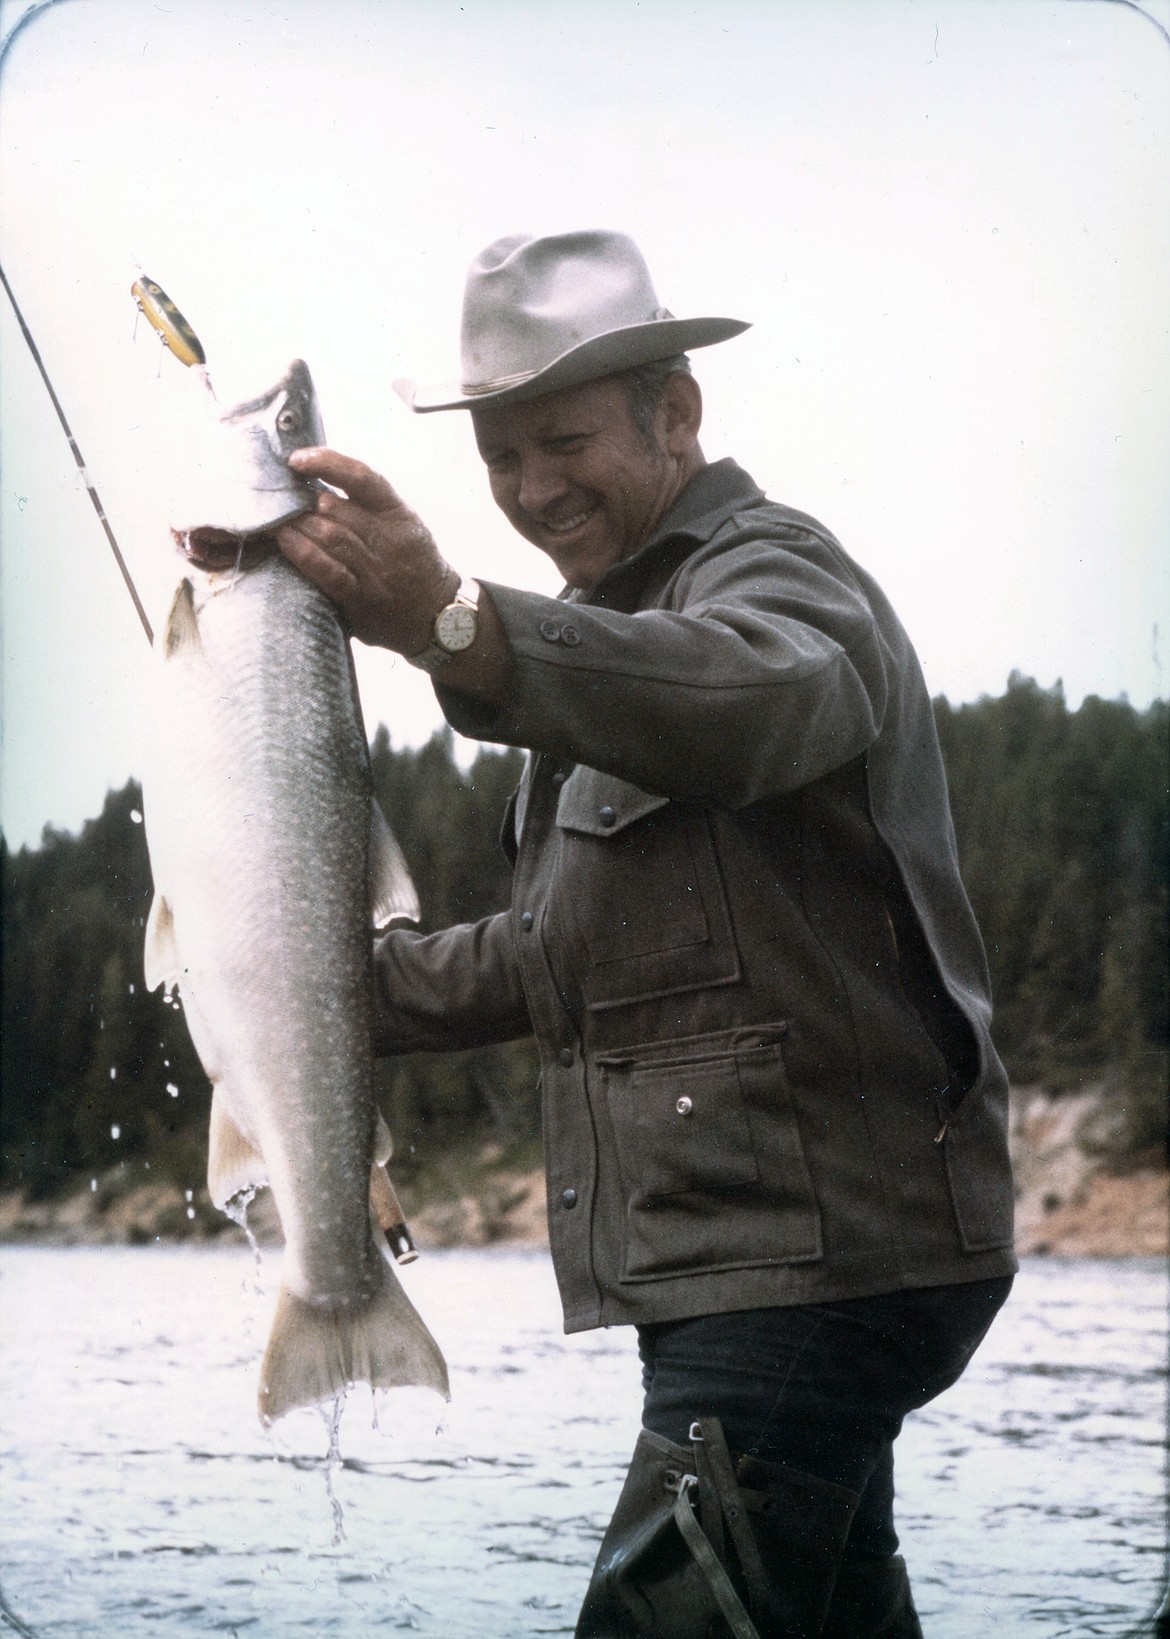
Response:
[276,406,301,433]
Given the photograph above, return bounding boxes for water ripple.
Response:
[1,1248,1164,1637]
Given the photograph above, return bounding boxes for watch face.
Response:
[435,603,477,653]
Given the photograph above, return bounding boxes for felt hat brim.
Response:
[394,314,750,414]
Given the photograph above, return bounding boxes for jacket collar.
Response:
[649,457,768,546]
[576,458,768,606]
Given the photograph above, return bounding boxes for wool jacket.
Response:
[373,459,1017,1332]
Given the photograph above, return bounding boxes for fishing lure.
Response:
[131,272,206,369]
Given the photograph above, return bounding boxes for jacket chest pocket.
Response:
[554,769,741,1011]
[598,1025,823,1281]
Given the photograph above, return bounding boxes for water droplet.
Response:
[319,1395,348,1547]
[185,1189,194,1202]
[90,1179,97,1192]
[111,1125,121,1140]
[109,1066,117,1080]
[186,1207,196,1220]
[166,1082,179,1098]
[128,983,135,995]
[129,809,143,824]
[224,1187,264,1287]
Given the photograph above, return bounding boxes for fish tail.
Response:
[257,1255,449,1426]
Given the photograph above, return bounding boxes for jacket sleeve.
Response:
[438,519,894,810]
[371,910,532,1054]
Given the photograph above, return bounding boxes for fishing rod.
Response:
[0,251,220,648]
[0,259,155,643]
[0,0,160,643]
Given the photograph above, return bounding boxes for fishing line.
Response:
[228,535,247,594]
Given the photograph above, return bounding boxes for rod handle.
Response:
[369,1161,418,1264]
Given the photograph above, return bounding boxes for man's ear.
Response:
[658,371,703,456]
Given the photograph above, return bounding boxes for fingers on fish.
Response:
[286,448,407,512]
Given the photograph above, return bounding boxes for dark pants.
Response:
[637,1276,1013,1565]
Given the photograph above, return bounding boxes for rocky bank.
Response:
[1,1085,1165,1257]
[1008,1082,1167,1257]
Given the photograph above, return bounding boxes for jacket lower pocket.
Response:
[940,1083,1016,1252]
[600,1025,823,1281]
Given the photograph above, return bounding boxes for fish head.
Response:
[169,359,326,547]
[222,358,326,472]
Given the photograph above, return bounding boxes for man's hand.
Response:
[277,445,514,704]
[276,448,457,654]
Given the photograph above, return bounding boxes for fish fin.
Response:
[369,801,420,929]
[207,1088,268,1208]
[374,1110,393,1164]
[162,577,201,657]
[257,1254,449,1426]
[143,894,180,993]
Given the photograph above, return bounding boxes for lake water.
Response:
[0,1247,1165,1637]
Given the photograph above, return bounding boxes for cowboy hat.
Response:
[394,230,750,413]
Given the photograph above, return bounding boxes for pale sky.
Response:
[2,0,1167,851]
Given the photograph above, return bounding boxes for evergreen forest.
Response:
[2,674,1167,1208]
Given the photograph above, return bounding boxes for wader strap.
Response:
[692,1431,727,1562]
[693,1418,772,1623]
[672,1475,761,1639]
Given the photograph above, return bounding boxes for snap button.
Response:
[598,805,616,827]
[561,1188,578,1210]
[539,619,562,642]
[676,1096,693,1116]
[560,623,581,646]
[519,910,534,932]
[558,1047,574,1068]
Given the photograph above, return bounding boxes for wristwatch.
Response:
[407,577,481,672]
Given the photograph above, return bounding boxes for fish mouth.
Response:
[173,526,281,572]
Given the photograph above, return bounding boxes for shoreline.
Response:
[2,1086,1166,1258]
[1008,1082,1167,1258]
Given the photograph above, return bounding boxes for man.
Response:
[277,230,1016,1638]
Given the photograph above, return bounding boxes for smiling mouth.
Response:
[540,505,598,536]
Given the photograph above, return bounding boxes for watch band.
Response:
[406,577,481,673]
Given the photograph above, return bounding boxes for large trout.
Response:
[143,361,448,1425]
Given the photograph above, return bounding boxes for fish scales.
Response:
[144,551,448,1423]
[163,563,372,1295]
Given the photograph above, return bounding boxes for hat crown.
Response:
[460,230,663,391]
[394,228,748,411]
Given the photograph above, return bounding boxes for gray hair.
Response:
[621,354,693,443]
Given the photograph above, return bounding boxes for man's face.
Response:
[471,375,692,590]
